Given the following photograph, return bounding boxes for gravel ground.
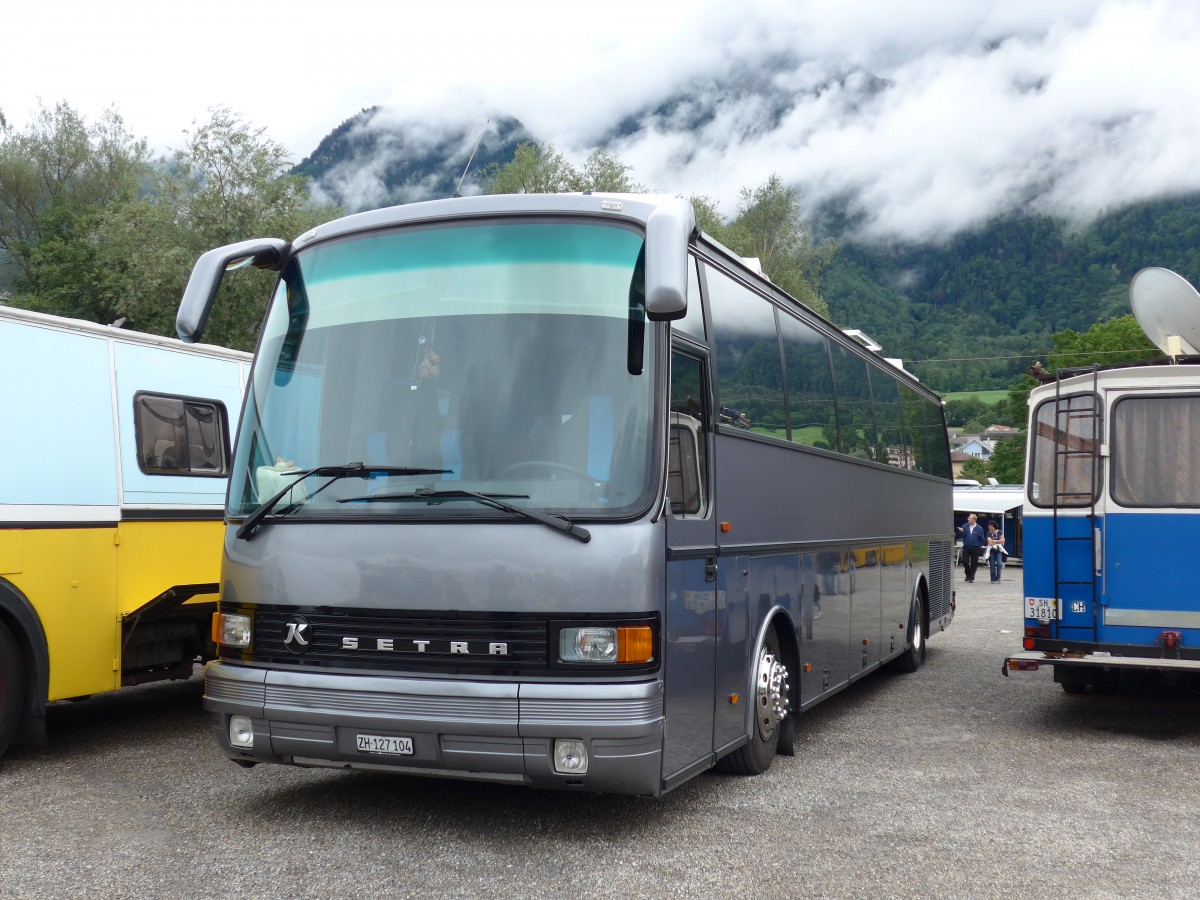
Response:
[3,567,1199,899]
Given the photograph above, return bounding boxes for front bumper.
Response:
[204,661,665,795]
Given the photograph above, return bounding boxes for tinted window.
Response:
[135,393,229,475]
[829,343,877,459]
[899,384,951,478]
[669,352,709,516]
[778,313,836,451]
[869,364,906,468]
[674,255,705,341]
[707,265,786,438]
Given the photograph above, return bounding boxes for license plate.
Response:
[356,734,414,755]
[1026,596,1058,621]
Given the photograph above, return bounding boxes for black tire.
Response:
[0,620,26,758]
[891,591,926,674]
[1061,682,1087,695]
[717,627,790,776]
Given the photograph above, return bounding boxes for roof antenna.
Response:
[453,119,490,198]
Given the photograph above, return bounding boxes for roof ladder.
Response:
[1050,366,1101,640]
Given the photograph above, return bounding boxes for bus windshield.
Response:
[229,219,655,520]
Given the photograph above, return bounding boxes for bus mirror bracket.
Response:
[645,199,696,322]
[177,238,289,343]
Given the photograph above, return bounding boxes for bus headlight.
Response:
[558,625,654,664]
[553,739,588,774]
[212,612,252,649]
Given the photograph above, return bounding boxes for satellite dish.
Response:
[1129,267,1200,356]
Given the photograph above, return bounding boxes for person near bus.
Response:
[985,520,1006,583]
[957,513,985,583]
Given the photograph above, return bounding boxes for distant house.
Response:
[950,450,974,478]
[959,438,995,461]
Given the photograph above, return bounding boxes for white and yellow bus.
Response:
[0,306,249,757]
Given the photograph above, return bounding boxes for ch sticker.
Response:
[1071,601,1087,614]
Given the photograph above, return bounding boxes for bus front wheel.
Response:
[717,627,790,776]
[891,592,926,674]
[0,620,25,758]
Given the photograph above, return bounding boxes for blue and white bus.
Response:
[1006,267,1200,692]
[179,193,954,795]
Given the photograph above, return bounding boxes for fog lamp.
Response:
[213,612,252,649]
[553,738,588,775]
[229,715,254,748]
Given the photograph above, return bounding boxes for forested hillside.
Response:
[821,196,1200,391]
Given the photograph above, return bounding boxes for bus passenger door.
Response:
[663,349,721,780]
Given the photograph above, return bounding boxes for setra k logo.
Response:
[282,616,313,654]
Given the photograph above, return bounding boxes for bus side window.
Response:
[669,352,708,517]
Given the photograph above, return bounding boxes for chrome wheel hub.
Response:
[755,646,791,741]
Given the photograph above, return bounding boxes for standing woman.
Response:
[986,520,1006,583]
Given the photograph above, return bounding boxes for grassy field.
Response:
[941,389,1010,404]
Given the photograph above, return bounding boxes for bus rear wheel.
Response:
[717,627,790,776]
[0,620,25,757]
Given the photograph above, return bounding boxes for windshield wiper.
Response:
[236,463,452,540]
[339,487,592,544]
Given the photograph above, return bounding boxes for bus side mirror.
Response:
[645,199,696,321]
[177,238,288,343]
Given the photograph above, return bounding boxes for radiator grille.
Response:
[245,607,549,676]
[928,539,952,618]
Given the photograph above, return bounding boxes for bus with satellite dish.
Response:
[0,306,249,757]
[1006,267,1200,692]
[180,193,954,796]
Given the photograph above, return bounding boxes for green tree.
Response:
[572,149,645,193]
[477,141,576,194]
[722,174,836,318]
[0,101,150,308]
[90,107,340,348]
[987,434,1026,484]
[960,457,988,482]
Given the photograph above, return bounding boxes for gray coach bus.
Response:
[178,193,954,796]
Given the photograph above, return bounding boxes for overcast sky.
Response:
[7,0,1200,243]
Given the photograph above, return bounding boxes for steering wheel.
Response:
[500,460,596,481]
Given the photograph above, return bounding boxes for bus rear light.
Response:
[213,612,252,649]
[1025,626,1050,638]
[1023,638,1036,650]
[1009,659,1040,672]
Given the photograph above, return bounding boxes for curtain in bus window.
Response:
[868,365,906,468]
[137,395,188,471]
[829,343,877,459]
[706,265,786,437]
[778,313,836,451]
[1028,395,1098,507]
[1111,396,1200,507]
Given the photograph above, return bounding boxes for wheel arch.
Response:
[0,578,50,746]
